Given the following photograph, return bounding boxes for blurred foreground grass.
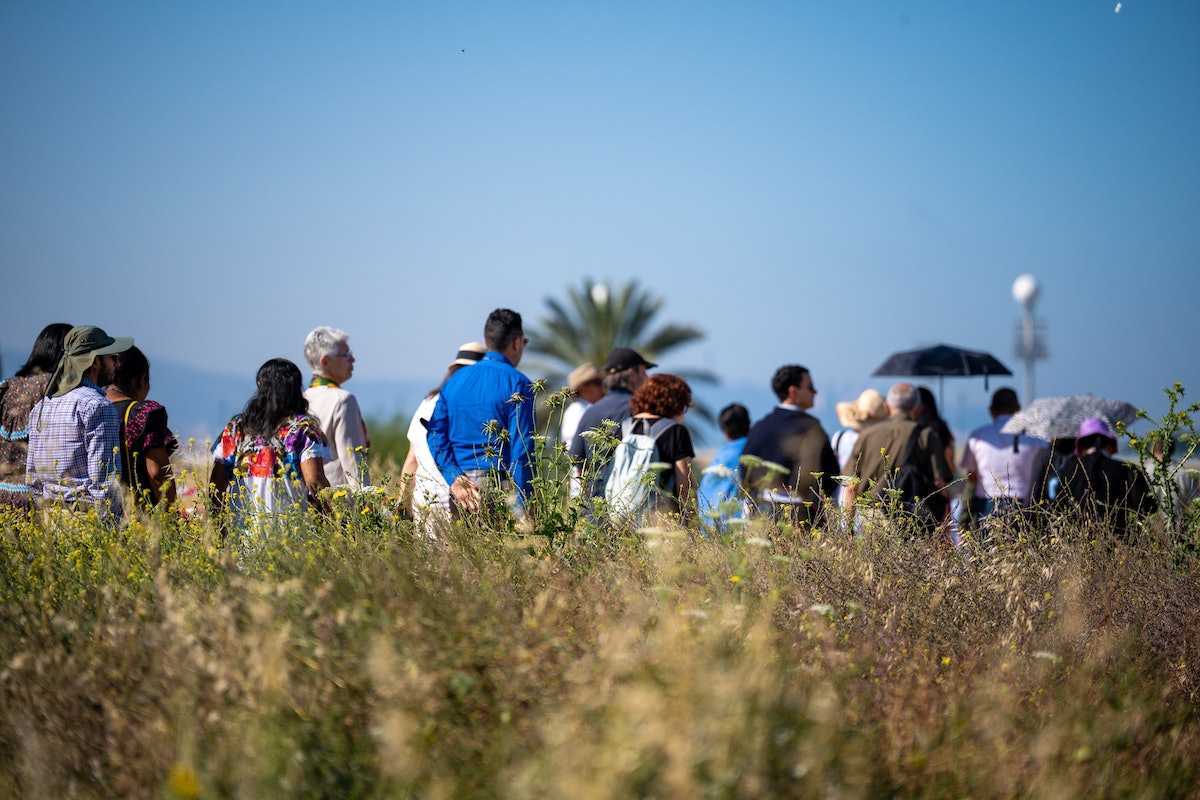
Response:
[1,477,1198,799]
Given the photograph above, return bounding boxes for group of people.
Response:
[551,357,1168,537]
[396,311,1167,538]
[723,371,1162,537]
[1,324,178,518]
[0,323,371,535]
[0,312,1178,541]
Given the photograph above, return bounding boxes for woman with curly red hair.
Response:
[623,373,696,519]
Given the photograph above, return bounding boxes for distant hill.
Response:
[2,347,880,452]
[149,364,434,446]
[1,347,431,446]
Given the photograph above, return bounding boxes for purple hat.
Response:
[1076,417,1116,455]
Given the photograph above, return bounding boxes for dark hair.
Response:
[989,387,1019,416]
[1078,432,1116,453]
[241,358,309,438]
[484,308,523,351]
[15,323,72,377]
[771,365,810,402]
[630,374,691,419]
[426,363,468,399]
[916,386,942,423]
[111,345,150,396]
[718,403,750,439]
[916,385,954,446]
[1051,437,1076,454]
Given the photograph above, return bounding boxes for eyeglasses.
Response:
[331,351,353,359]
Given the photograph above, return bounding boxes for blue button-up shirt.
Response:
[425,351,536,505]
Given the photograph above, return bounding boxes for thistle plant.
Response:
[1116,383,1200,542]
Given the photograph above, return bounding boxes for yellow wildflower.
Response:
[167,763,200,799]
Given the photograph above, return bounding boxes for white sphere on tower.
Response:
[1012,273,1039,312]
[591,282,609,306]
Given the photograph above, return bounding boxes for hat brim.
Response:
[604,359,657,374]
[90,336,134,356]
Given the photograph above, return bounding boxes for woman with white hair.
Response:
[303,326,370,488]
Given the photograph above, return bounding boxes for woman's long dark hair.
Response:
[16,323,72,378]
[917,385,955,454]
[916,385,942,424]
[426,364,466,399]
[111,345,150,396]
[241,358,308,438]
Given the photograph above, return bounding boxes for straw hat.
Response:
[450,342,487,368]
[567,362,603,391]
[835,389,887,431]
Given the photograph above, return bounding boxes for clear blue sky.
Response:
[2,1,1197,434]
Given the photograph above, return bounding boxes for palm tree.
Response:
[527,278,717,425]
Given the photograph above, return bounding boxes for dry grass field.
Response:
[2,445,1198,799]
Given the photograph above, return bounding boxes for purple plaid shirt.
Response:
[26,378,123,518]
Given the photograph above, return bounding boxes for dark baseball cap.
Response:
[603,347,656,375]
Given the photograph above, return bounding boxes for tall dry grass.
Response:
[1,476,1198,799]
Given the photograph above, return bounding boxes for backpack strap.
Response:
[624,416,676,441]
[646,417,677,440]
[122,398,138,430]
[897,423,921,470]
[121,400,138,488]
[117,398,142,496]
[649,418,678,493]
[621,417,679,494]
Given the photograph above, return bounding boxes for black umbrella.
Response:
[872,343,1013,404]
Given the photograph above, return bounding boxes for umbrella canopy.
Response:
[872,343,1013,403]
[999,394,1139,442]
[873,343,1012,380]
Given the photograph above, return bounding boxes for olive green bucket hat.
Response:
[46,325,134,397]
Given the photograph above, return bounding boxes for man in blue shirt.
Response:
[426,309,535,515]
